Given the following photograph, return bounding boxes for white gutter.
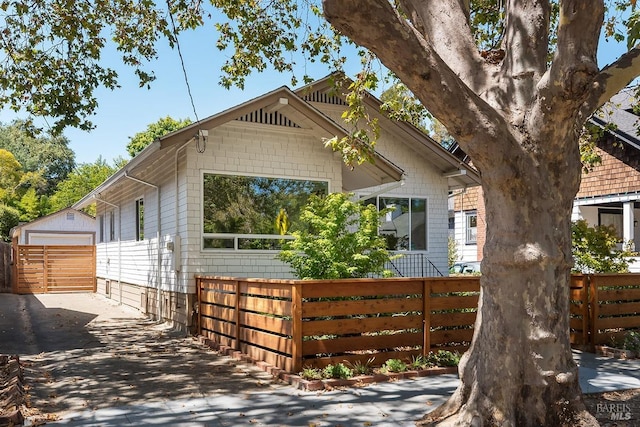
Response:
[94,196,122,305]
[123,171,163,321]
[356,179,405,201]
[73,140,162,210]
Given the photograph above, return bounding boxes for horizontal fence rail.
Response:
[197,273,640,374]
[14,245,96,294]
[589,274,640,346]
[197,276,480,372]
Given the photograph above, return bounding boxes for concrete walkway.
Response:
[2,293,640,427]
[47,352,640,427]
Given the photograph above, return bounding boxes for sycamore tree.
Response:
[2,0,640,425]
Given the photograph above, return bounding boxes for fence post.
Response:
[234,280,241,350]
[43,246,49,293]
[291,282,303,373]
[588,275,598,348]
[579,275,588,347]
[422,279,431,356]
[196,277,202,336]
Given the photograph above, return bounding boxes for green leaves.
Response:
[277,192,392,280]
[571,219,631,273]
[126,115,192,157]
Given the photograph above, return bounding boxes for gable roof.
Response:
[295,74,481,190]
[590,87,640,150]
[576,86,640,202]
[74,84,406,209]
[10,207,94,237]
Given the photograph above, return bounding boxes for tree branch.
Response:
[498,0,550,115]
[396,0,488,93]
[583,47,640,114]
[322,0,512,167]
[537,1,603,112]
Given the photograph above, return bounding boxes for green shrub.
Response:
[622,331,640,353]
[345,357,375,375]
[382,358,407,373]
[426,350,461,367]
[277,193,393,279]
[299,366,322,380]
[571,219,631,273]
[409,354,433,370]
[322,363,353,379]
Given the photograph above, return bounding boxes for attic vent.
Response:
[66,212,75,220]
[302,90,347,106]
[236,108,301,128]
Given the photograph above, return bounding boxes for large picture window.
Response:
[365,196,428,251]
[202,173,328,250]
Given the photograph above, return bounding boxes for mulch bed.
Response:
[0,355,24,427]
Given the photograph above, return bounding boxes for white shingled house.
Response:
[73,74,479,330]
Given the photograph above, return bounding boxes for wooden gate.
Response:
[13,245,96,294]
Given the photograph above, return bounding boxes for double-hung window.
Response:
[202,173,328,250]
[465,211,477,244]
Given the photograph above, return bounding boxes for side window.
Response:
[109,211,116,241]
[466,211,477,244]
[98,215,104,243]
[135,198,144,241]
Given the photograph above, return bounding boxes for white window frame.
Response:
[363,194,429,252]
[109,211,116,242]
[135,198,144,241]
[465,211,477,244]
[200,170,330,252]
[98,214,104,243]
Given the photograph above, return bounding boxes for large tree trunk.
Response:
[322,0,639,425]
[418,134,597,426]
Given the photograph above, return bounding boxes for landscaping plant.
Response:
[322,363,353,379]
[571,219,631,273]
[277,193,393,279]
[382,358,408,373]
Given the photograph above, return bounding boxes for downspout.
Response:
[94,196,121,304]
[174,138,192,285]
[124,171,162,321]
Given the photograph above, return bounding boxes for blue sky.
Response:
[0,22,633,165]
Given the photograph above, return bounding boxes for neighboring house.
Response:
[10,207,97,294]
[73,74,479,330]
[450,86,640,267]
[11,207,96,245]
[573,88,640,250]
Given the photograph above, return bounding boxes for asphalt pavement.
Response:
[1,293,640,426]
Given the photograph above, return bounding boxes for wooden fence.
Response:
[0,242,11,292]
[197,274,640,373]
[587,274,640,345]
[13,245,96,294]
[197,276,479,372]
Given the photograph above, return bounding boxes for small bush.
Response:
[322,363,353,379]
[346,357,375,376]
[409,354,433,370]
[299,366,322,380]
[427,350,461,367]
[623,331,640,353]
[382,358,407,373]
